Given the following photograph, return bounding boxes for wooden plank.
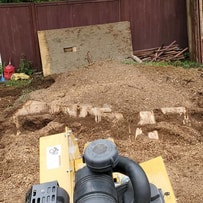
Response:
[38,31,52,76]
[186,0,202,63]
[200,0,203,62]
[38,21,133,76]
[166,47,188,61]
[186,0,192,60]
[133,42,188,62]
[151,41,176,62]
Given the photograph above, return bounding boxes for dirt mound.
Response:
[30,61,197,112]
[0,61,203,203]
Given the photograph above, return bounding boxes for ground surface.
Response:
[0,61,203,203]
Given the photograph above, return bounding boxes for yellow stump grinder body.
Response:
[25,128,176,203]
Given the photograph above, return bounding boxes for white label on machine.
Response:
[46,145,61,169]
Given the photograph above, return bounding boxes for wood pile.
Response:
[133,41,188,63]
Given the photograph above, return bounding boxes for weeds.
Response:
[0,62,5,75]
[16,55,34,75]
[169,60,203,69]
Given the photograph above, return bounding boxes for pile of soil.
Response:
[0,61,203,203]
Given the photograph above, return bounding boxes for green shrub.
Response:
[16,55,33,75]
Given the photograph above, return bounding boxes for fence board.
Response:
[120,0,188,51]
[0,4,37,68]
[0,0,188,70]
[36,1,119,30]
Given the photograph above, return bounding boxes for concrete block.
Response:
[161,107,186,115]
[138,111,156,125]
[148,131,159,140]
[135,128,143,138]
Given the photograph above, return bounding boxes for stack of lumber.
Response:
[133,41,188,63]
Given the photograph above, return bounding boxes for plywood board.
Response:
[38,21,133,76]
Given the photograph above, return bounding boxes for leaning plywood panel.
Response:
[38,21,133,76]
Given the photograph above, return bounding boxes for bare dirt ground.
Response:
[0,60,203,203]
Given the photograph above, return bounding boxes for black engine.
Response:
[25,139,165,203]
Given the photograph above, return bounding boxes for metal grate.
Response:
[27,181,58,203]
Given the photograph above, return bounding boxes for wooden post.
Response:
[199,0,203,62]
[186,0,202,63]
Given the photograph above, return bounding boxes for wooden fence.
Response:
[0,0,188,70]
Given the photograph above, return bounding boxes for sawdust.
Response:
[0,61,203,203]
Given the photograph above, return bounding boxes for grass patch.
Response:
[169,60,203,69]
[123,58,203,69]
[3,78,32,87]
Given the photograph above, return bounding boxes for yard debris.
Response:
[11,73,30,80]
[133,41,188,62]
[128,54,143,63]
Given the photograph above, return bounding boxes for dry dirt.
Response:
[0,61,203,203]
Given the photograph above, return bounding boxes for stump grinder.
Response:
[25,127,176,203]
